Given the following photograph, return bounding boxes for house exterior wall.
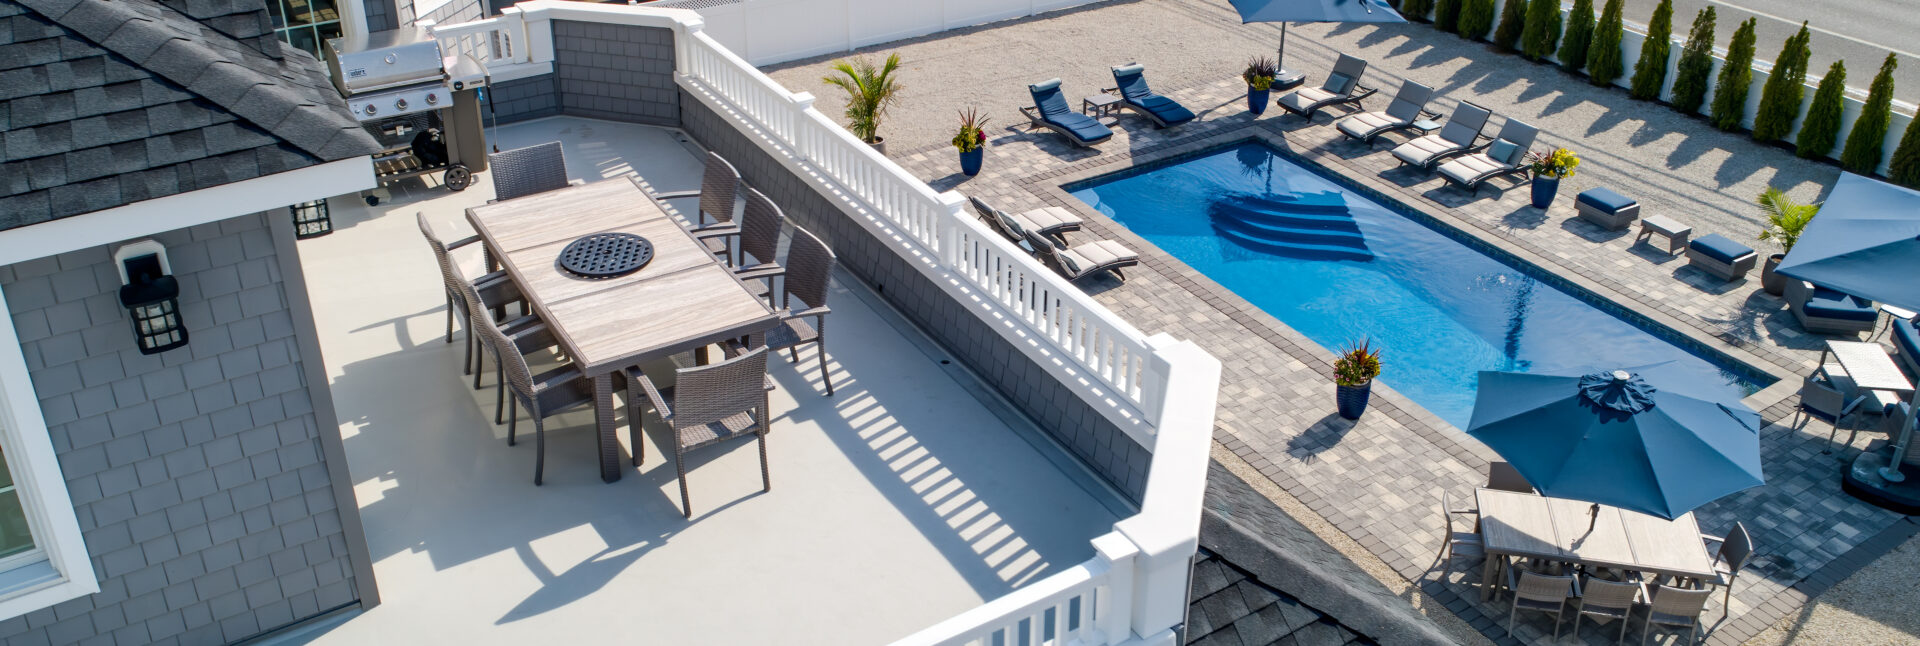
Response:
[483,74,561,124]
[551,21,678,126]
[677,91,1152,500]
[0,212,366,645]
[364,0,398,32]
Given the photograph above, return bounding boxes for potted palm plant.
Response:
[1757,186,1820,296]
[1243,56,1278,116]
[1333,339,1383,420]
[1526,147,1580,208]
[823,53,903,154]
[953,108,989,176]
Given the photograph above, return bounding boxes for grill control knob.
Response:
[395,98,409,111]
[425,92,439,106]
[363,103,377,116]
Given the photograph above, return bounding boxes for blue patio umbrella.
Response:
[1466,368,1765,520]
[1226,0,1404,86]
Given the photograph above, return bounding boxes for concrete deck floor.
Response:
[278,117,1122,644]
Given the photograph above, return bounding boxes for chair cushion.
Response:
[1438,153,1508,185]
[1392,134,1459,165]
[1136,95,1196,124]
[1016,206,1084,232]
[1487,139,1518,165]
[1061,240,1137,271]
[1688,234,1754,264]
[1324,72,1355,95]
[994,208,1030,239]
[1576,187,1638,213]
[1338,111,1406,138]
[1043,111,1112,142]
[1803,286,1877,321]
[1894,319,1920,362]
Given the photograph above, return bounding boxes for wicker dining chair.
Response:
[488,141,572,202]
[459,277,607,486]
[1640,585,1712,645]
[1506,570,1578,639]
[696,188,785,273]
[625,346,773,518]
[1702,522,1753,615]
[1574,576,1643,644]
[763,227,835,395]
[1436,491,1484,582]
[652,151,741,230]
[417,212,519,378]
[1487,461,1536,494]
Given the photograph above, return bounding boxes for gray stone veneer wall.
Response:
[551,21,678,126]
[0,213,363,645]
[678,91,1151,500]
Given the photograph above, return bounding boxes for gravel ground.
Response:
[1748,527,1920,645]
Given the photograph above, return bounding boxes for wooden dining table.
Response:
[1475,488,1718,599]
[466,177,779,482]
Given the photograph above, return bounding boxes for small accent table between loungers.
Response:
[1476,488,1717,600]
[1818,340,1914,411]
[468,178,780,482]
[1081,94,1122,126]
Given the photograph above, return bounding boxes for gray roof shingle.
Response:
[0,0,379,225]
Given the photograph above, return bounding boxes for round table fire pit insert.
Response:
[558,232,654,278]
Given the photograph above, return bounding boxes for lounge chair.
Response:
[1787,279,1877,335]
[1891,318,1920,377]
[1106,63,1195,128]
[1390,102,1492,171]
[1335,79,1435,144]
[1438,118,1539,191]
[1023,230,1138,283]
[1020,79,1113,147]
[968,196,1083,245]
[1275,54,1376,121]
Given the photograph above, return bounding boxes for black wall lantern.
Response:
[114,241,188,355]
[290,199,333,239]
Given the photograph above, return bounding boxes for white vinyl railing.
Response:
[432,6,1225,646]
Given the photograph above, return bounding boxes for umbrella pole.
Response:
[1880,388,1917,482]
[1274,22,1305,88]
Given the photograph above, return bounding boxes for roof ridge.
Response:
[17,0,375,161]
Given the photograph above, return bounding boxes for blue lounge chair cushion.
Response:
[1576,187,1638,214]
[1113,65,1195,125]
[1030,79,1113,143]
[1803,286,1877,322]
[1688,234,1754,264]
[1893,318,1920,362]
[1135,95,1196,124]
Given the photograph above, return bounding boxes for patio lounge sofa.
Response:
[1021,78,1113,148]
[968,196,1083,245]
[1683,233,1758,281]
[1107,64,1196,128]
[1892,318,1920,377]
[1024,230,1138,283]
[1787,280,1878,336]
[1276,54,1376,121]
[1437,118,1538,191]
[1390,102,1492,171]
[1335,79,1435,144]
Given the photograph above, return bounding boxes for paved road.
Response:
[1618,0,1920,104]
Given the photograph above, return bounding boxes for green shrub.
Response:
[1557,0,1596,73]
[1668,7,1717,115]
[1435,0,1464,33]
[1521,0,1564,61]
[1400,0,1435,21]
[1459,0,1497,40]
[1752,23,1813,142]
[1584,0,1625,86]
[1494,0,1528,51]
[1889,115,1920,187]
[1628,0,1674,99]
[1795,61,1847,158]
[1842,54,1900,173]
[1709,18,1758,130]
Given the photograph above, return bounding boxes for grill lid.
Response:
[326,27,446,95]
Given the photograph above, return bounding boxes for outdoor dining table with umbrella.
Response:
[1774,172,1920,512]
[1225,0,1404,90]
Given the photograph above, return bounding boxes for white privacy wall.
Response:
[647,0,1109,66]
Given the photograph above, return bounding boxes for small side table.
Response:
[1409,118,1442,136]
[1636,215,1691,255]
[1082,93,1122,126]
[1875,304,1918,341]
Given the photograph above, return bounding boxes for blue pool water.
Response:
[1068,141,1772,427]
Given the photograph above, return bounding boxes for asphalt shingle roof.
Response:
[0,0,380,228]
[1187,550,1376,646]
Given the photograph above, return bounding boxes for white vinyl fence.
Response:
[646,0,1112,66]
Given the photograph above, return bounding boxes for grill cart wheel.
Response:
[444,164,472,191]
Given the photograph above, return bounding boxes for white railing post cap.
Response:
[935,190,969,209]
[791,91,816,108]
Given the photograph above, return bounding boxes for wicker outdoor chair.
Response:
[1275,54,1376,121]
[1640,585,1712,645]
[968,196,1083,246]
[1336,79,1437,144]
[417,212,519,379]
[741,227,836,395]
[1573,576,1643,643]
[1436,491,1485,583]
[697,188,784,276]
[626,346,773,518]
[454,279,601,487]
[1796,372,1872,452]
[1506,570,1578,639]
[1701,522,1753,616]
[1024,230,1138,283]
[488,141,574,203]
[1487,461,1536,494]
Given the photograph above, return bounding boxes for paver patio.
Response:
[763,1,1920,643]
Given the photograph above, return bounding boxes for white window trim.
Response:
[0,283,97,619]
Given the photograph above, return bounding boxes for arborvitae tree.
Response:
[1401,0,1435,22]
[1459,0,1497,40]
[1841,54,1900,173]
[1494,0,1528,51]
[1557,0,1596,73]
[1584,0,1626,86]
[1628,0,1674,99]
[1521,0,1564,61]
[1435,0,1464,33]
[1796,62,1847,158]
[1709,18,1758,130]
[1889,116,1920,187]
[1668,7,1717,115]
[1752,23,1813,141]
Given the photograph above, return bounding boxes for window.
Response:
[0,283,97,620]
[265,0,344,57]
[0,452,37,564]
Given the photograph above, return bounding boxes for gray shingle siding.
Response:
[0,212,360,645]
[552,21,677,126]
[481,73,560,124]
[677,90,1152,500]
[364,0,397,33]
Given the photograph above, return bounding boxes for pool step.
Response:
[1209,194,1372,261]
[1212,223,1374,261]
[1224,192,1352,215]
[1211,201,1359,232]
[1212,214,1368,248]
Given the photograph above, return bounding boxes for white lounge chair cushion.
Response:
[1392,133,1461,166]
[1277,86,1340,113]
[1060,240,1136,275]
[1337,111,1408,139]
[1437,153,1512,185]
[1012,206,1084,232]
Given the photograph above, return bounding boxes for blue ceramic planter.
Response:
[1531,176,1561,208]
[959,148,983,176]
[1248,87,1270,116]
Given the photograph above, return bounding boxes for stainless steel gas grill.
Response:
[326,27,489,201]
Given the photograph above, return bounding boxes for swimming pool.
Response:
[1067,140,1773,427]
